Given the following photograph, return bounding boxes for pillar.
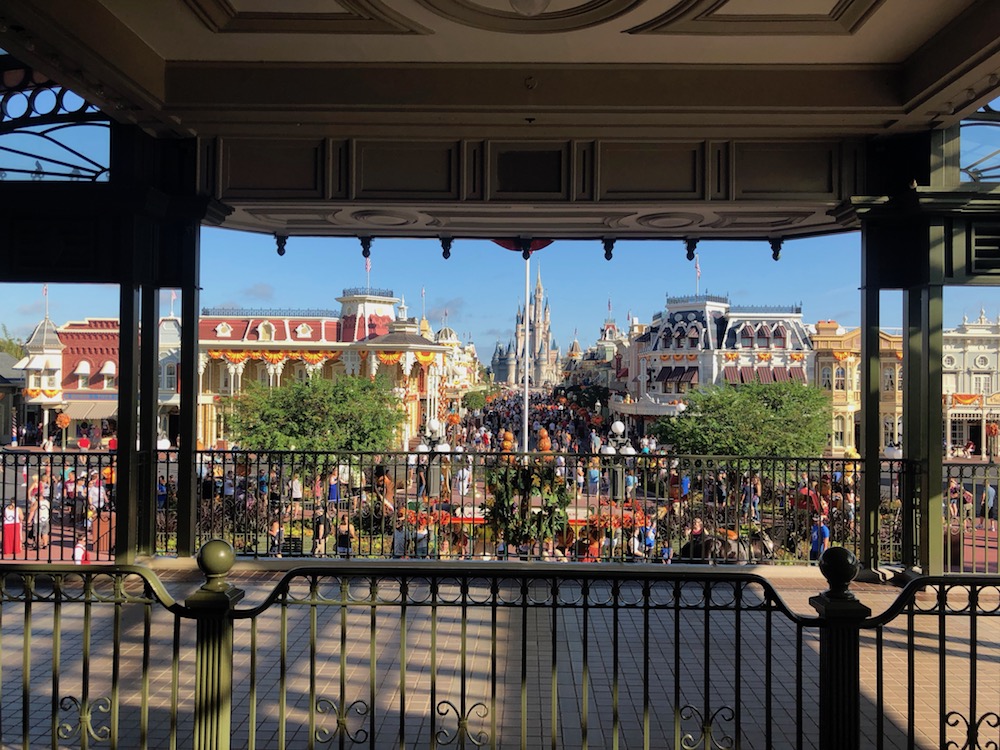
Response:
[859,230,882,571]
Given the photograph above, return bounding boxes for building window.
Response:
[756,328,769,348]
[215,322,233,338]
[976,355,990,369]
[688,328,700,350]
[220,368,231,392]
[833,416,845,448]
[258,321,275,342]
[897,417,903,444]
[103,375,115,390]
[821,366,832,390]
[295,323,313,338]
[740,326,753,349]
[77,374,88,390]
[883,417,895,448]
[260,367,270,385]
[974,374,991,394]
[674,330,684,349]
[165,363,177,391]
[943,355,956,368]
[29,374,41,388]
[773,327,786,348]
[882,366,895,392]
[43,373,57,389]
[834,367,846,391]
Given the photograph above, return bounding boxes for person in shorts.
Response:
[977,483,997,533]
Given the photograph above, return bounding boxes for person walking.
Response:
[336,513,356,558]
[312,506,329,556]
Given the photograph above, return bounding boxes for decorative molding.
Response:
[181,0,430,34]
[628,0,887,36]
[414,0,642,34]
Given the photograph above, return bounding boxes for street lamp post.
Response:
[420,417,450,501]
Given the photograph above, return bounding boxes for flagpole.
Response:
[695,253,701,296]
[523,253,530,453]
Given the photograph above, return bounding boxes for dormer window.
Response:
[74,360,91,390]
[773,326,786,348]
[740,326,753,349]
[688,328,700,350]
[215,322,233,338]
[756,327,770,348]
[258,321,275,341]
[674,330,684,349]
[295,323,313,338]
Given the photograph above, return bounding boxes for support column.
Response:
[137,284,160,555]
[859,231,882,572]
[176,223,202,557]
[116,279,140,563]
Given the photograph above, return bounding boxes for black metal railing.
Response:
[0,545,998,749]
[0,449,910,566]
[942,461,1000,573]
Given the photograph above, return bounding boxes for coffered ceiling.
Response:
[1,0,999,240]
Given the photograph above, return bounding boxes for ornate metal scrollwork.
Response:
[435,699,489,747]
[314,696,370,745]
[945,709,1000,749]
[679,704,735,750]
[57,695,112,743]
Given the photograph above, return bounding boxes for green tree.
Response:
[224,377,405,452]
[652,381,831,457]
[0,324,25,359]
[462,390,487,412]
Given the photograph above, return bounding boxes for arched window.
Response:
[821,366,832,390]
[165,363,177,391]
[833,416,845,448]
[882,366,895,392]
[883,417,895,448]
[674,330,685,349]
[258,321,275,342]
[756,327,770,348]
[740,326,753,349]
[834,367,846,391]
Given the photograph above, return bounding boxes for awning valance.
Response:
[74,361,91,376]
[62,401,118,421]
[99,361,116,376]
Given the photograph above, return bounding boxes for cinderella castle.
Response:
[491,269,562,387]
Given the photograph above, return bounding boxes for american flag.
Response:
[365,256,371,274]
[695,254,701,279]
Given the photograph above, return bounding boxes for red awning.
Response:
[739,366,755,384]
[656,367,674,382]
[756,367,774,384]
[680,367,698,384]
[790,367,807,383]
[723,366,740,384]
[773,367,791,382]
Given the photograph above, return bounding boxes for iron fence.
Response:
[942,461,1000,573]
[0,548,998,749]
[0,449,909,566]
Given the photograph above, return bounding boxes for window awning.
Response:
[656,367,674,382]
[723,366,739,384]
[667,368,684,383]
[739,366,755,384]
[757,367,774,384]
[99,361,116,376]
[13,356,29,370]
[773,367,791,382]
[24,355,55,370]
[790,367,807,383]
[61,401,118,421]
[74,361,91,376]
[680,367,698,384]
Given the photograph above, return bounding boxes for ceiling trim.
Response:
[628,0,887,36]
[413,0,643,34]
[181,0,431,34]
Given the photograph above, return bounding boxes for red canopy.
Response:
[492,239,553,254]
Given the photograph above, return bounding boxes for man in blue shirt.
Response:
[977,483,997,533]
[809,514,830,562]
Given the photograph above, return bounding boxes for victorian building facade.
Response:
[491,270,561,387]
[16,289,481,450]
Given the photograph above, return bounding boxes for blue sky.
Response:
[2,230,999,359]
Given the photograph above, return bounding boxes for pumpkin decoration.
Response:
[447,413,461,426]
[537,436,552,452]
[538,428,548,440]
[501,439,514,452]
[56,413,71,430]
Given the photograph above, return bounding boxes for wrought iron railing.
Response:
[942,461,1000,573]
[0,449,909,566]
[0,545,997,749]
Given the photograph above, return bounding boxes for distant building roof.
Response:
[0,352,23,385]
[25,317,63,352]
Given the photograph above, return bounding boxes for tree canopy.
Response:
[224,377,405,452]
[0,324,25,360]
[461,389,488,412]
[652,382,831,457]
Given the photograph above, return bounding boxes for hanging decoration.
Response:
[376,351,403,365]
[223,351,249,364]
[952,394,984,406]
[302,352,328,365]
[414,351,436,367]
[262,351,286,364]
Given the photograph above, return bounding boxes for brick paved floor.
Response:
[0,565,995,749]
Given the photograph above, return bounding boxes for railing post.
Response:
[185,540,245,750]
[809,547,871,750]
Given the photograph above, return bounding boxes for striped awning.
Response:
[773,367,791,382]
[790,367,807,383]
[656,367,674,382]
[723,366,740,384]
[757,367,774,384]
[680,367,698,384]
[739,366,755,384]
[667,368,684,383]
